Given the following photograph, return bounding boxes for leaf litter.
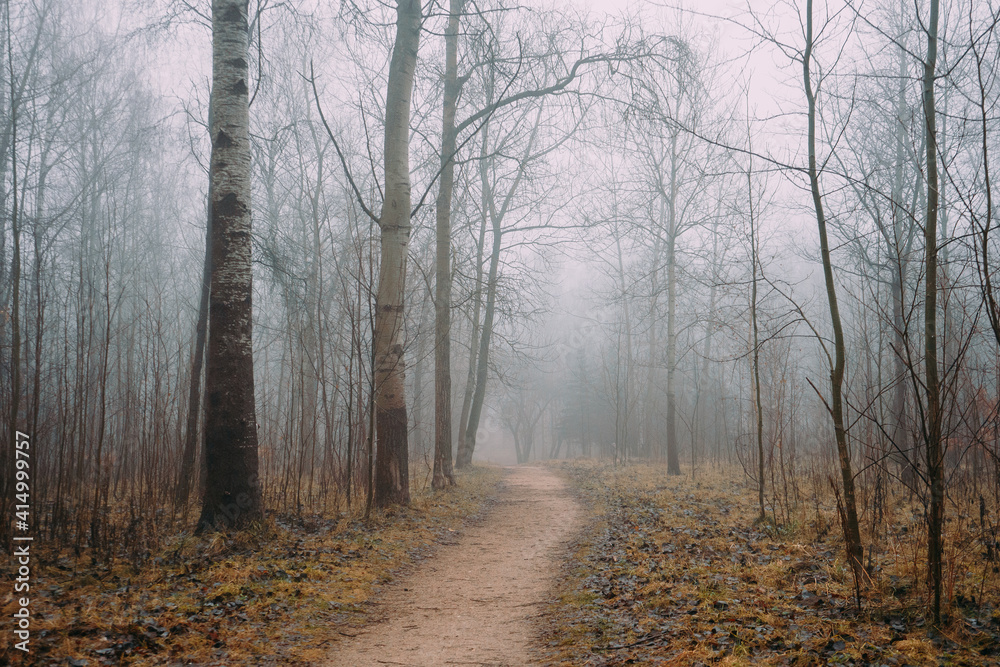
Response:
[0,467,503,665]
[534,461,1000,666]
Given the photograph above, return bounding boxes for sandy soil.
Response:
[323,464,582,667]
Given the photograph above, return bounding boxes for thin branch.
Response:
[307,60,379,224]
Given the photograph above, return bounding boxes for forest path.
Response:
[323,464,582,667]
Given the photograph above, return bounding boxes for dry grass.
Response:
[1,465,504,665]
[536,460,1000,667]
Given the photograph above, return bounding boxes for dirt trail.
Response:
[324,464,581,667]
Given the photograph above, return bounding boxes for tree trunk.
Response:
[457,190,500,469]
[455,123,490,468]
[28,151,51,455]
[665,231,680,474]
[373,0,421,507]
[457,99,545,468]
[643,222,662,460]
[411,290,430,457]
[455,198,486,467]
[457,126,501,470]
[693,215,720,473]
[803,0,863,594]
[613,228,633,464]
[177,197,211,508]
[921,0,944,625]
[888,34,916,489]
[665,129,681,475]
[433,0,462,488]
[8,129,20,457]
[749,164,765,521]
[7,4,21,470]
[197,0,262,531]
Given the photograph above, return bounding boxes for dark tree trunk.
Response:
[177,198,211,508]
[665,233,679,475]
[665,128,680,475]
[7,4,21,469]
[750,159,765,521]
[454,133,488,469]
[457,212,499,469]
[803,0,864,597]
[433,0,462,489]
[888,40,917,489]
[921,0,944,625]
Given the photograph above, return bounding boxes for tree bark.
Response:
[665,221,680,473]
[613,227,634,464]
[455,95,493,471]
[197,0,262,531]
[411,289,430,457]
[433,0,462,488]
[373,0,421,507]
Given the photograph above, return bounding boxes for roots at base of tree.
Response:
[455,443,473,469]
[196,487,262,533]
[432,467,456,489]
[197,417,262,532]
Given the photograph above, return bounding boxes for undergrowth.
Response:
[536,461,1000,667]
[1,465,503,665]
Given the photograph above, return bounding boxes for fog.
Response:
[1,0,998,600]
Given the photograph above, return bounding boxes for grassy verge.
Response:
[537,461,1000,667]
[2,466,504,665]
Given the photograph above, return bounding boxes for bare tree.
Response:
[920,0,944,625]
[786,0,866,602]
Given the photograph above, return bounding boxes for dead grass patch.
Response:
[536,460,1000,667]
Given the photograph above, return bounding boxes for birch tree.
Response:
[198,0,262,531]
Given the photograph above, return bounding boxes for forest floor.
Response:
[535,461,1000,666]
[1,467,505,665]
[322,464,581,666]
[8,461,1000,666]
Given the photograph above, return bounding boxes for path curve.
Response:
[324,464,581,667]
